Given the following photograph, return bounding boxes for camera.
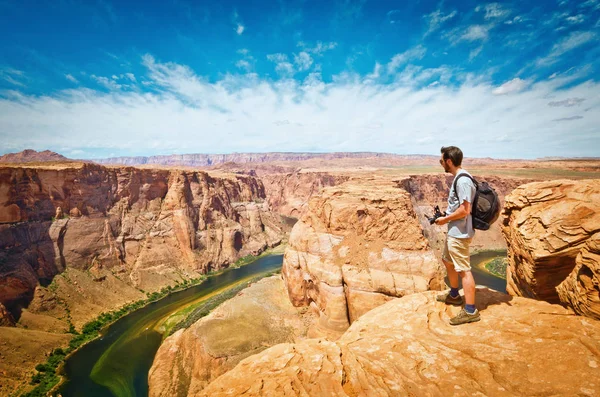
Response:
[426,205,446,225]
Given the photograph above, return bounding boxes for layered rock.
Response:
[199,288,600,397]
[148,276,314,397]
[282,178,444,338]
[403,174,534,253]
[502,180,600,319]
[261,171,350,218]
[0,164,284,326]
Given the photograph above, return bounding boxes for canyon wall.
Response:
[502,179,600,319]
[0,164,284,328]
[282,177,445,338]
[261,171,351,218]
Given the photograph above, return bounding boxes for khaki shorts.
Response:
[442,236,472,272]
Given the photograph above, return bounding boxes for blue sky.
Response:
[1,0,599,159]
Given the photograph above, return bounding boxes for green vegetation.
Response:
[21,247,283,397]
[22,276,206,397]
[485,257,508,279]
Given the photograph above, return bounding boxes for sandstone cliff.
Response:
[148,276,314,397]
[282,177,445,338]
[502,179,600,319]
[261,171,350,218]
[0,163,284,329]
[198,288,600,397]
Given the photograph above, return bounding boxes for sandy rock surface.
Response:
[148,276,314,397]
[199,288,600,397]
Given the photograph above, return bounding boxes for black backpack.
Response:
[453,174,501,230]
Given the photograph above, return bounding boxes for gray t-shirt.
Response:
[447,169,476,239]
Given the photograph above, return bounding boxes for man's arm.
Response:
[435,200,471,225]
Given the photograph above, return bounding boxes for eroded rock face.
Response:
[502,180,600,318]
[148,276,313,397]
[557,232,600,319]
[282,178,444,337]
[198,288,600,397]
[0,164,284,325]
[261,172,350,218]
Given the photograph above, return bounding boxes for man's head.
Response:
[440,146,463,173]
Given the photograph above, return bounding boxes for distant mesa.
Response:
[0,149,70,163]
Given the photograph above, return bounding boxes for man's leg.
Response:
[443,258,459,290]
[459,270,476,307]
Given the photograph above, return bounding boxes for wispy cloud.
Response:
[91,74,122,90]
[492,78,527,95]
[548,98,585,107]
[0,68,26,87]
[1,56,599,158]
[298,41,338,56]
[476,3,511,20]
[387,45,427,74]
[566,14,585,24]
[536,31,596,67]
[424,9,457,37]
[232,9,244,35]
[65,74,79,84]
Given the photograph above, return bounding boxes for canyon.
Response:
[1,150,599,395]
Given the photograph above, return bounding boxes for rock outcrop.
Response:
[502,179,600,319]
[148,276,314,397]
[198,288,600,397]
[282,178,445,338]
[0,164,284,327]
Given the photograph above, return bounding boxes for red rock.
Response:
[282,178,444,338]
[502,180,600,317]
[199,288,600,397]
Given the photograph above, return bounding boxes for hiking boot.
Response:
[450,308,481,326]
[436,291,463,306]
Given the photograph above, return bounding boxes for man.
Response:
[434,146,480,325]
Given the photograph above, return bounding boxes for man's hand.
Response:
[435,216,449,226]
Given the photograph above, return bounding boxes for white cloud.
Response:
[0,68,25,87]
[461,25,490,41]
[294,52,313,71]
[387,45,427,74]
[480,3,511,20]
[299,41,337,56]
[91,74,122,90]
[65,74,79,84]
[236,24,245,35]
[424,9,457,37]
[267,53,294,75]
[536,31,596,67]
[469,46,484,61]
[566,14,585,24]
[236,59,251,72]
[125,73,136,82]
[492,78,528,95]
[1,57,599,159]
